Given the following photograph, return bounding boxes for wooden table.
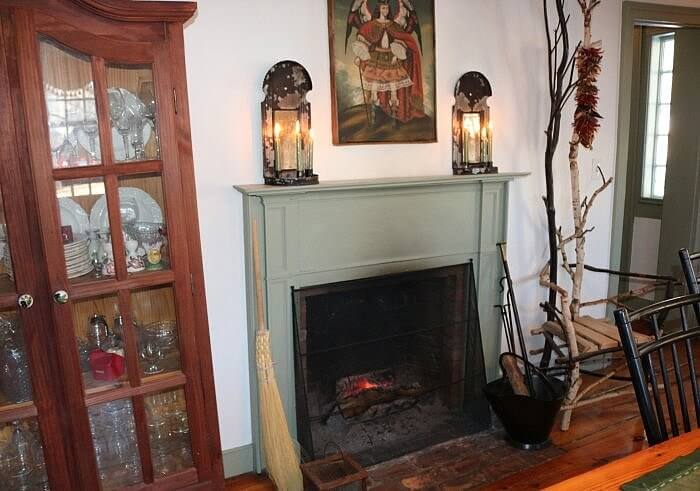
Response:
[546,429,700,490]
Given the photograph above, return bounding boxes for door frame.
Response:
[609,1,700,297]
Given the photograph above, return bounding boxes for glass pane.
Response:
[145,388,193,477]
[0,189,16,294]
[131,286,181,378]
[661,37,675,72]
[72,294,129,395]
[40,37,101,168]
[88,399,142,489]
[0,309,33,407]
[657,104,671,135]
[659,72,673,104]
[119,174,169,275]
[0,417,50,490]
[55,178,121,284]
[106,64,160,163]
[653,166,667,199]
[654,135,669,168]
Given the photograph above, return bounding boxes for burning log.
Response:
[335,369,424,419]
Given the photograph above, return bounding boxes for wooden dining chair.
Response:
[614,293,700,445]
[679,248,700,324]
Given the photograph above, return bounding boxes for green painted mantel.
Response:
[234,172,528,474]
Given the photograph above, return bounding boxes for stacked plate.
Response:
[65,235,93,279]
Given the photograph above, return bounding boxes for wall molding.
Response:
[223,444,255,478]
[610,1,700,298]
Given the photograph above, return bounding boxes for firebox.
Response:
[292,262,490,466]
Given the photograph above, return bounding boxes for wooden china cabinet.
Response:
[0,0,223,489]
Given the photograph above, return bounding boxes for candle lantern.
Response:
[261,60,318,185]
[452,72,498,175]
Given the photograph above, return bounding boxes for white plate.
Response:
[59,198,90,236]
[89,187,163,231]
[67,265,94,279]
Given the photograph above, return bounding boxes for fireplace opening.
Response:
[293,262,490,466]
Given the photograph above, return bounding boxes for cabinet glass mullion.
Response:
[132,395,155,484]
[118,289,143,389]
[103,174,128,280]
[91,56,115,168]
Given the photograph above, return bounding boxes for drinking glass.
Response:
[141,339,162,375]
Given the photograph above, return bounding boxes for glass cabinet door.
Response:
[0,15,73,489]
[25,28,207,490]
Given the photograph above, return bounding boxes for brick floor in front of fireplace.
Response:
[226,368,650,490]
[365,425,563,490]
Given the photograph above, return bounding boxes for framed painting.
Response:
[327,0,437,145]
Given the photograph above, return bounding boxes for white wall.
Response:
[181,0,697,454]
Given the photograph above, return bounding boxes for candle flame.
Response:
[295,120,301,135]
[309,128,315,140]
[274,123,281,137]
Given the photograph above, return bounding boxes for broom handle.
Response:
[252,221,267,334]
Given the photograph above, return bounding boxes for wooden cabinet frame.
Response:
[0,1,223,489]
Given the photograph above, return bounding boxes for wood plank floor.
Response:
[223,363,676,490]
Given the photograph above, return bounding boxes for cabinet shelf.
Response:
[0,400,38,424]
[52,159,163,180]
[71,270,176,299]
[85,370,187,407]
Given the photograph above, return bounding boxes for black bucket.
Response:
[483,356,568,450]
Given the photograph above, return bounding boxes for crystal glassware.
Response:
[140,339,162,375]
[143,320,177,354]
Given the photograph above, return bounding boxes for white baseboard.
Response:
[223,443,255,478]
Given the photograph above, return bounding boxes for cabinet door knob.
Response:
[53,290,69,305]
[18,294,34,310]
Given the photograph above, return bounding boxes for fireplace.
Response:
[292,262,490,466]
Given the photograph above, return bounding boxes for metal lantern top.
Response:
[454,71,492,112]
[262,60,313,110]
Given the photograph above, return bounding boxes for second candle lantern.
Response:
[261,60,318,185]
[451,71,498,175]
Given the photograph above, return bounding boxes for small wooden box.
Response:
[300,453,368,491]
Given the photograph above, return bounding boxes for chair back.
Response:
[679,248,700,322]
[615,293,700,445]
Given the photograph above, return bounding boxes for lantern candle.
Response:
[307,129,315,175]
[462,120,468,164]
[295,120,302,176]
[487,121,493,162]
[273,123,282,173]
[480,126,488,162]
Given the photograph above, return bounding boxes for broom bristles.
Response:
[257,330,304,491]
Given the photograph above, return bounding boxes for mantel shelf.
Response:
[234,172,530,197]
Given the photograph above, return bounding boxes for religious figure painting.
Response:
[328,0,437,145]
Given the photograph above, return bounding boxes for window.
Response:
[641,33,675,200]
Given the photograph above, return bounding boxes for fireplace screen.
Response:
[293,262,490,466]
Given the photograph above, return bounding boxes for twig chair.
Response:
[615,293,700,445]
[535,264,677,430]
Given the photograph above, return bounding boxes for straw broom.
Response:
[252,221,304,491]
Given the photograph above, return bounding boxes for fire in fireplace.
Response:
[293,262,490,466]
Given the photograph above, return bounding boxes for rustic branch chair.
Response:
[614,293,700,445]
[534,264,678,430]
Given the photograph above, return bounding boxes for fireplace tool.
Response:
[484,242,567,450]
[497,242,534,394]
[252,221,304,490]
